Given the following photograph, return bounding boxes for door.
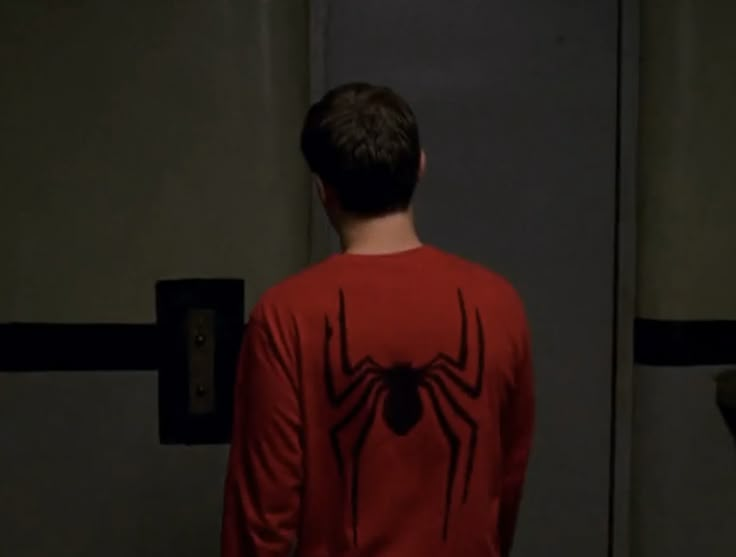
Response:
[311,2,619,555]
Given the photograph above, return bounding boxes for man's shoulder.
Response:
[432,247,519,292]
[250,257,339,318]
[430,248,527,325]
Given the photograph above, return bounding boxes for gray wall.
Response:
[312,1,619,555]
[637,0,736,322]
[632,1,736,555]
[0,2,309,556]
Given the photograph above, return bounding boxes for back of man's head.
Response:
[301,82,422,217]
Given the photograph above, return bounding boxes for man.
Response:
[222,82,534,557]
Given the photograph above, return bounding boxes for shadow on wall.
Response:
[715,369,736,444]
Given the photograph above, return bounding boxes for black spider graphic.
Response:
[324,289,484,544]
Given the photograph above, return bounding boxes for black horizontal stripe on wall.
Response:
[635,319,736,366]
[0,323,159,371]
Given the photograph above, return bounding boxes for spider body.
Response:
[382,364,423,436]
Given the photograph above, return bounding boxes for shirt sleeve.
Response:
[221,316,303,557]
[498,316,535,557]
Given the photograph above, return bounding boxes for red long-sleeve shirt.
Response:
[222,245,534,557]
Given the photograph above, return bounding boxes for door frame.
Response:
[307,0,337,262]
[611,0,639,556]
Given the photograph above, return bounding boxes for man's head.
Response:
[301,83,425,219]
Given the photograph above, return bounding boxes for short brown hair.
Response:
[300,83,421,216]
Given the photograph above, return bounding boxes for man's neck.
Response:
[338,210,422,255]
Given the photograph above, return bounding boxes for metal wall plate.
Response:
[187,309,216,415]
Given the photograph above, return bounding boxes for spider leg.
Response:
[419,380,460,541]
[338,289,382,375]
[429,364,479,398]
[324,315,382,404]
[425,309,485,397]
[426,372,478,503]
[329,376,383,478]
[351,355,383,373]
[423,289,469,370]
[349,385,387,546]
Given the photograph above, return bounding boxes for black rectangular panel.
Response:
[156,279,244,445]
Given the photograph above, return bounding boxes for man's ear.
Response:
[418,150,427,181]
[313,175,327,205]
